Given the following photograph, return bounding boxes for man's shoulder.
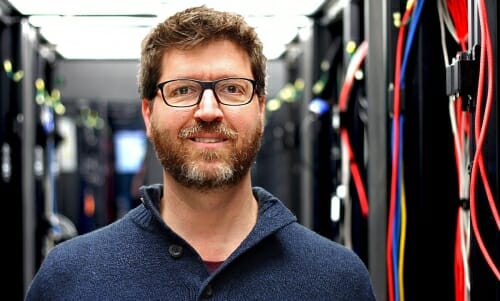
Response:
[46,211,140,261]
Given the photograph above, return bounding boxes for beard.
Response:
[150,119,262,191]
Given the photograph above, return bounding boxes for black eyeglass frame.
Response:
[156,77,257,108]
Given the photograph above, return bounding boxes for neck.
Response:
[160,175,258,261]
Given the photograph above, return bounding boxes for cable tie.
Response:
[459,197,470,210]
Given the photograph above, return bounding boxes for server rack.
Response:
[306,0,498,300]
[1,16,40,299]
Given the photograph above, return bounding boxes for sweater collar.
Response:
[134,184,297,246]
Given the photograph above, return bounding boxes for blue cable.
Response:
[390,116,399,301]
[391,115,405,301]
[400,0,427,88]
[394,1,425,298]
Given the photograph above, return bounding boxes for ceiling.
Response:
[2,0,327,60]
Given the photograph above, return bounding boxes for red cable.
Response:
[472,13,500,230]
[340,129,369,217]
[475,0,500,230]
[338,40,368,111]
[454,211,465,301]
[446,0,470,297]
[469,0,500,281]
[386,5,414,301]
[446,0,468,49]
[337,40,369,217]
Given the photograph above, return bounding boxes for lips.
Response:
[192,137,225,143]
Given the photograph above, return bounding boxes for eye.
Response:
[225,84,241,94]
[175,86,192,96]
[218,80,247,95]
[165,80,200,98]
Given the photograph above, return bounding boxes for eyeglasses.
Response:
[157,77,256,108]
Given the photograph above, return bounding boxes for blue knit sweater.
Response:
[25,185,376,300]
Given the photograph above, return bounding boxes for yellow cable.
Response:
[398,175,407,301]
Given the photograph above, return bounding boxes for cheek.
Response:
[151,108,193,131]
[228,114,262,140]
[224,104,264,129]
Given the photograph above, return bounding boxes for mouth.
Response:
[180,123,238,142]
[192,137,226,143]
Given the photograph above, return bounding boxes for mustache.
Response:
[178,121,238,139]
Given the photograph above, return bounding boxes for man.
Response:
[25,6,376,300]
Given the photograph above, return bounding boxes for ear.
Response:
[141,99,153,138]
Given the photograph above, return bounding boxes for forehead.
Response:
[160,40,253,80]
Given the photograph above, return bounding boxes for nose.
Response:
[193,89,223,122]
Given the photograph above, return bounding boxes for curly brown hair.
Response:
[138,5,267,103]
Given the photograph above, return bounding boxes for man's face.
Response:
[142,40,265,190]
